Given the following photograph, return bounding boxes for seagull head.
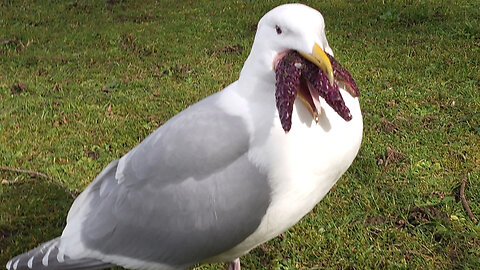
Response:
[241,4,334,80]
[240,4,349,131]
[262,4,333,75]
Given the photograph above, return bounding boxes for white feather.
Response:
[6,259,12,270]
[26,256,34,269]
[12,259,19,270]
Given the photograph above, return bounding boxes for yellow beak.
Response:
[299,43,334,86]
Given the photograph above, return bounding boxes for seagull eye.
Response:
[275,25,282,35]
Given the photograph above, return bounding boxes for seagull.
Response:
[6,3,362,270]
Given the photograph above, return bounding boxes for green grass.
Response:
[1,0,479,269]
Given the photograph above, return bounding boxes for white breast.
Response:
[211,88,363,262]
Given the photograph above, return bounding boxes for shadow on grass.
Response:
[0,175,72,266]
[1,174,128,270]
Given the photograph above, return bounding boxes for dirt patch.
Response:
[53,116,68,127]
[408,206,448,226]
[86,150,100,160]
[377,118,399,134]
[421,115,440,128]
[364,216,390,225]
[207,44,243,56]
[10,82,28,95]
[376,147,406,166]
[220,44,243,54]
[350,216,407,229]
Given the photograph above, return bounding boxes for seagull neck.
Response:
[238,63,276,97]
[239,47,276,82]
[237,73,275,97]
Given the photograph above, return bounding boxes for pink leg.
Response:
[227,258,241,270]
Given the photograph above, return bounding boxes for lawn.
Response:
[1,0,479,269]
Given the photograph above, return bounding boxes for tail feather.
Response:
[6,238,112,270]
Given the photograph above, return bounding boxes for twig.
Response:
[0,165,77,199]
[460,176,477,223]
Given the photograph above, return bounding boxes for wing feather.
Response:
[62,92,271,268]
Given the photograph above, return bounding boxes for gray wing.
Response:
[69,92,271,268]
